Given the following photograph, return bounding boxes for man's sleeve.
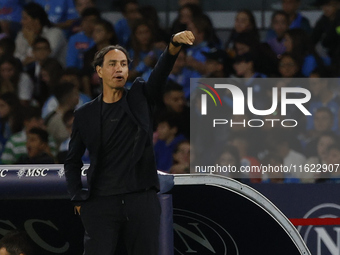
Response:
[143,47,179,103]
[64,111,86,203]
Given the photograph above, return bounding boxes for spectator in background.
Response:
[304,131,339,182]
[0,0,23,39]
[229,132,262,183]
[42,68,91,118]
[32,0,78,37]
[114,0,142,49]
[168,50,201,100]
[312,0,340,67]
[16,127,54,164]
[140,5,169,49]
[66,7,100,69]
[1,106,57,164]
[225,9,259,55]
[45,82,79,147]
[266,0,312,41]
[261,153,300,183]
[68,0,95,36]
[0,230,34,255]
[159,81,190,138]
[266,11,289,56]
[233,32,279,76]
[39,57,64,106]
[154,113,186,172]
[186,16,214,75]
[15,2,67,66]
[169,140,191,174]
[316,143,340,182]
[202,48,233,78]
[0,93,23,157]
[0,55,34,106]
[278,53,303,77]
[266,129,306,178]
[284,28,327,77]
[171,3,203,35]
[127,19,161,84]
[304,107,335,157]
[0,37,16,57]
[83,18,118,97]
[307,68,340,132]
[24,37,52,106]
[214,145,241,179]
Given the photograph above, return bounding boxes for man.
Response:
[64,31,194,254]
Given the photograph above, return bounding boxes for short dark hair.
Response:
[0,37,15,56]
[120,0,139,13]
[157,112,180,128]
[164,80,184,94]
[81,7,101,19]
[23,2,51,27]
[54,82,76,105]
[315,107,334,119]
[92,45,131,69]
[32,36,51,49]
[0,230,34,255]
[271,10,289,23]
[28,127,49,144]
[23,106,41,121]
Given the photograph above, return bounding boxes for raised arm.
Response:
[144,31,195,103]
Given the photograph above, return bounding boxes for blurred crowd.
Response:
[0,0,339,184]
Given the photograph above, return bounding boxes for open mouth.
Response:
[114,76,124,81]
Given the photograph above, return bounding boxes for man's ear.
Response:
[96,65,102,78]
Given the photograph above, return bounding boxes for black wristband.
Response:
[170,34,183,47]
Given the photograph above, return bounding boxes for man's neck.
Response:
[103,88,124,103]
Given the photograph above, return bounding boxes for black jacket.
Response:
[64,47,178,204]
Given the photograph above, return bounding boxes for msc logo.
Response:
[200,84,311,116]
[173,209,238,255]
[17,168,49,178]
[298,203,340,255]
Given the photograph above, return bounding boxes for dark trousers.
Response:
[80,189,161,255]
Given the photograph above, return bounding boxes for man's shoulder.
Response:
[74,96,99,115]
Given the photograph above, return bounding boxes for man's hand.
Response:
[169,30,195,55]
[172,31,195,46]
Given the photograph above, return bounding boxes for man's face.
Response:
[272,14,289,38]
[206,59,222,75]
[327,148,340,165]
[27,133,46,158]
[33,42,51,63]
[164,91,185,113]
[279,56,298,78]
[96,49,129,90]
[322,1,338,18]
[124,3,141,21]
[81,15,98,36]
